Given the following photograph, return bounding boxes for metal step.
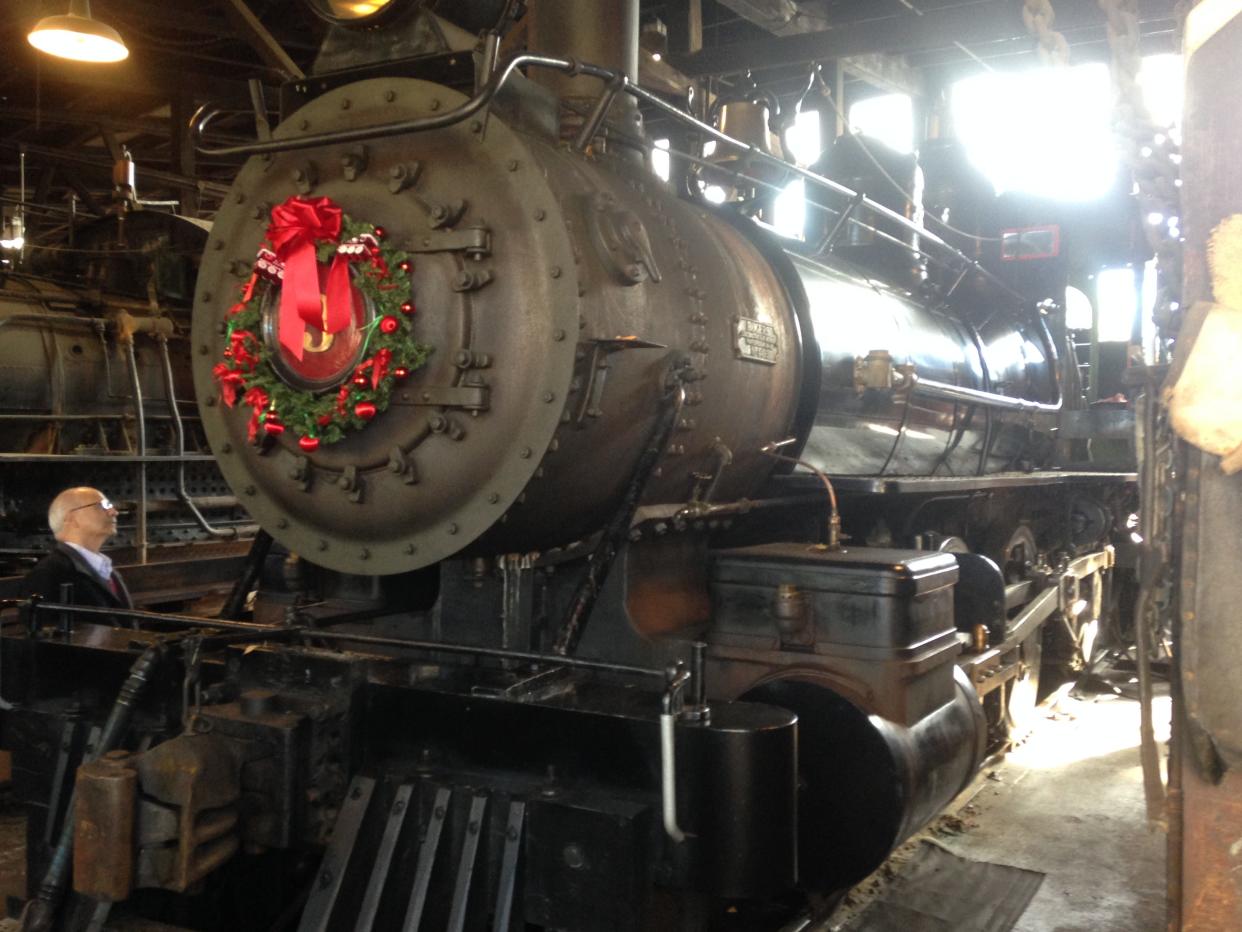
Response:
[297,777,526,932]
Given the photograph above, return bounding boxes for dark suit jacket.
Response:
[23,543,133,610]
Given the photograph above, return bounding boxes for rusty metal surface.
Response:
[1178,757,1242,931]
[134,734,241,892]
[1178,7,1242,771]
[74,750,137,901]
[1172,9,1242,930]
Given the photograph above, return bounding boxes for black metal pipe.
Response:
[30,600,279,633]
[551,376,687,656]
[305,629,662,680]
[217,530,273,620]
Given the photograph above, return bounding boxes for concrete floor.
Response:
[821,684,1172,932]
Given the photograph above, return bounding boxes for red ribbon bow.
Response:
[267,196,352,361]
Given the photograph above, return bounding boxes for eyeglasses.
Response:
[68,497,114,514]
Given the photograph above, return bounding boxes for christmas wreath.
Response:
[212,195,431,452]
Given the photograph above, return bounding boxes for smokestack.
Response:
[527,0,642,145]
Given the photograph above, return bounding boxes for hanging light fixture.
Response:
[28,0,129,63]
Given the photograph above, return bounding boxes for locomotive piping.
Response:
[660,664,693,844]
[156,336,239,539]
[123,340,148,563]
[910,373,1062,415]
[190,52,1024,308]
[551,373,687,656]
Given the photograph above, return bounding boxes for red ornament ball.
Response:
[353,373,370,387]
[372,225,386,240]
[263,419,285,436]
[318,414,333,426]
[354,401,377,420]
[398,260,412,273]
[393,366,410,381]
[379,315,400,334]
[400,301,415,315]
[298,435,320,452]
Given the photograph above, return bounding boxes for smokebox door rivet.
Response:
[448,524,458,535]
[276,518,288,528]
[488,493,500,504]
[404,544,416,554]
[341,99,351,110]
[550,267,562,278]
[299,119,310,130]
[430,99,441,111]
[220,443,232,453]
[360,548,370,559]
[385,90,396,102]
[318,540,328,551]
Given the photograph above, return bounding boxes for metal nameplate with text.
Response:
[733,317,779,364]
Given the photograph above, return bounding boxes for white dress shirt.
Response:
[64,541,114,584]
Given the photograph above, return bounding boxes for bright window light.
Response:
[951,56,1183,201]
[773,179,806,237]
[848,94,913,154]
[784,109,822,166]
[1097,267,1139,342]
[953,63,1115,199]
[703,185,727,204]
[652,138,670,182]
[1065,286,1094,331]
[1138,53,1183,129]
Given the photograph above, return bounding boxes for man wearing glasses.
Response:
[23,487,132,609]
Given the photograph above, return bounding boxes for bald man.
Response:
[23,487,132,609]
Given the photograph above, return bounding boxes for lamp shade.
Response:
[28,0,129,63]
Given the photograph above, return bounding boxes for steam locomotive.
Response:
[1,2,1137,930]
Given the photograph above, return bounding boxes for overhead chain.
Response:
[1022,0,1070,65]
[1098,0,1183,341]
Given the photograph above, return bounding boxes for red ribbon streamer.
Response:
[372,348,392,390]
[242,387,270,444]
[267,197,352,361]
[212,365,245,407]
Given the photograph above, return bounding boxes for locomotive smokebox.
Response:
[192,78,806,575]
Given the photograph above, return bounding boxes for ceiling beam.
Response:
[213,0,306,80]
[2,143,231,199]
[24,54,269,107]
[0,106,251,145]
[672,0,1178,76]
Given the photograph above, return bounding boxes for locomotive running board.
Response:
[795,470,1137,495]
